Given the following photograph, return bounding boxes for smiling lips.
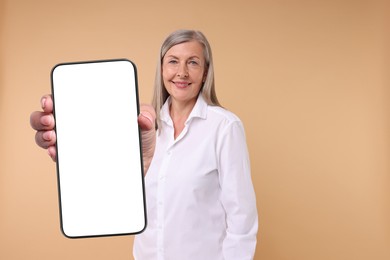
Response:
[173,81,191,89]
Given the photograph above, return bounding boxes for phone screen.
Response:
[51,59,146,238]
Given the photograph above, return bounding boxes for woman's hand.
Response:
[30,94,157,173]
[30,95,57,161]
[137,103,157,174]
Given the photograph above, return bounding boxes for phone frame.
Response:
[51,59,147,238]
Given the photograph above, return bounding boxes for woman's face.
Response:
[162,41,207,105]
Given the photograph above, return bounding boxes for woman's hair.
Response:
[152,29,220,130]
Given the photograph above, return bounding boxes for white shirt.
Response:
[133,95,258,260]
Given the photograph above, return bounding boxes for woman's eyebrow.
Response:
[165,55,178,59]
[188,55,201,60]
[165,55,201,60]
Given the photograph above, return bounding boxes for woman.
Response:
[30,29,258,259]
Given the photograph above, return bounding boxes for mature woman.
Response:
[31,29,258,260]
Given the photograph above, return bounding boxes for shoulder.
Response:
[205,105,247,137]
[207,105,242,125]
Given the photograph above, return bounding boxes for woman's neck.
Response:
[169,98,197,139]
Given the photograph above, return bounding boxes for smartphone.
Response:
[51,59,147,238]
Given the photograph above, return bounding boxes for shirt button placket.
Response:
[156,175,165,260]
[156,144,173,260]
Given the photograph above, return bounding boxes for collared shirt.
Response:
[133,94,258,260]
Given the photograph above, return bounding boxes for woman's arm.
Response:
[217,120,258,260]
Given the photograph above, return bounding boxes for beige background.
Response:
[1,0,389,259]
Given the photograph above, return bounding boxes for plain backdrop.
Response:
[1,0,389,259]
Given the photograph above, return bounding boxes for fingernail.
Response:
[43,131,53,141]
[41,97,46,109]
[40,115,52,126]
[140,112,153,124]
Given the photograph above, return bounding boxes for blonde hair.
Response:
[152,29,221,130]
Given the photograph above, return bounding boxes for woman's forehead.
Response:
[164,41,205,58]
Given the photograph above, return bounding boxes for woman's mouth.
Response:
[173,81,191,89]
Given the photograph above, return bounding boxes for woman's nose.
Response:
[177,62,189,78]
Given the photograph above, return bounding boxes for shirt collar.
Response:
[161,94,208,125]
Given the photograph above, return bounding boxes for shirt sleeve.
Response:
[217,120,258,260]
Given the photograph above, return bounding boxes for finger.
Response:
[35,130,57,149]
[41,94,53,113]
[140,103,156,118]
[138,104,156,131]
[138,112,154,130]
[47,146,57,162]
[30,111,55,131]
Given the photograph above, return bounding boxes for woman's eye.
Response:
[168,60,178,64]
[189,60,199,65]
